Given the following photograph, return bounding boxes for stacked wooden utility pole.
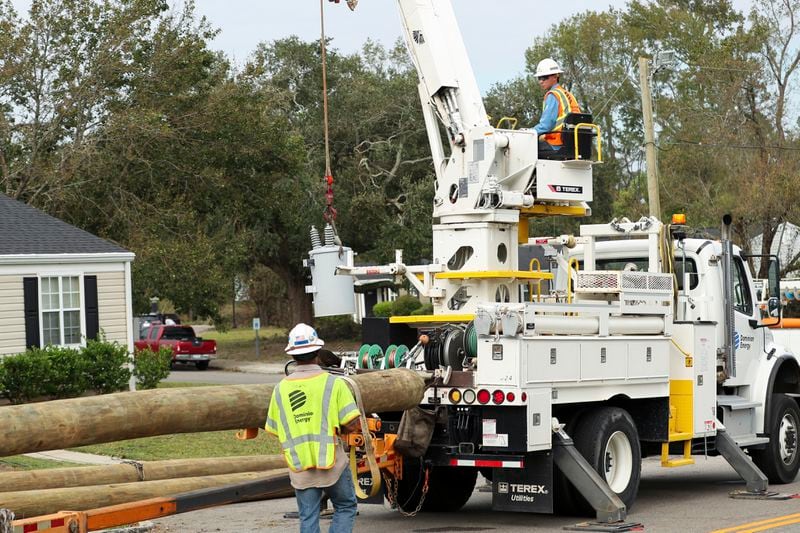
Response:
[0,369,426,517]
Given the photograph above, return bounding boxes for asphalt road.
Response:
[150,456,800,533]
[164,365,283,385]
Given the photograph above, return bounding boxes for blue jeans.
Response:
[295,466,357,533]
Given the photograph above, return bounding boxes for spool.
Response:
[384,344,409,368]
[464,322,478,359]
[393,345,409,368]
[442,327,466,369]
[357,344,371,369]
[367,344,384,369]
[383,345,398,369]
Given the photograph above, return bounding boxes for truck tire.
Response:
[562,407,641,515]
[751,394,800,484]
[195,360,209,370]
[392,458,477,512]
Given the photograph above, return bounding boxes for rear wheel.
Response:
[560,407,641,516]
[392,458,477,512]
[195,360,209,370]
[752,394,800,483]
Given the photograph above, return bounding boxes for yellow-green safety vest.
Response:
[265,372,360,472]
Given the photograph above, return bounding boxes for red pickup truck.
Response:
[134,325,217,370]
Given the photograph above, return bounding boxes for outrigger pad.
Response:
[729,490,793,500]
[563,522,644,532]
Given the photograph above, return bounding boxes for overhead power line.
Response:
[664,140,800,152]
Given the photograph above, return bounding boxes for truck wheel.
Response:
[392,458,477,512]
[195,361,209,371]
[565,407,641,515]
[751,394,800,484]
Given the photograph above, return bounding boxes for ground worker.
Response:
[266,323,361,533]
[532,57,582,157]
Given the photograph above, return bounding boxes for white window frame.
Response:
[38,273,86,348]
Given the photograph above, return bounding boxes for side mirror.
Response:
[768,257,781,304]
[768,297,781,318]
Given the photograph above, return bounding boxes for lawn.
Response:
[70,381,282,460]
[204,327,361,362]
[0,455,87,471]
[203,326,287,362]
[72,430,282,460]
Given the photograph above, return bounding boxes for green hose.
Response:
[464,322,477,359]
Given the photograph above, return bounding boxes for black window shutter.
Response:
[23,277,40,349]
[84,275,99,341]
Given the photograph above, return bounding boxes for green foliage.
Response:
[372,296,425,317]
[0,349,53,403]
[40,346,88,399]
[372,301,393,318]
[246,265,287,326]
[410,303,434,316]
[391,295,423,316]
[0,341,128,403]
[81,338,132,394]
[133,347,173,389]
[314,315,361,341]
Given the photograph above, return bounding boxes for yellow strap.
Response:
[342,376,382,499]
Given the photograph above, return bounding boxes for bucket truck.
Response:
[306,0,800,522]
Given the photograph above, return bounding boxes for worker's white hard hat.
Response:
[535,58,563,78]
[285,323,325,356]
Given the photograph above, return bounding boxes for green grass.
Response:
[0,455,88,471]
[203,327,287,362]
[68,381,282,461]
[156,381,216,388]
[72,430,281,461]
[203,326,285,343]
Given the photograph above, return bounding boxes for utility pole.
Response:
[638,56,661,219]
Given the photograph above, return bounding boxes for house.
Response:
[0,193,135,356]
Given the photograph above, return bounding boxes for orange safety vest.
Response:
[543,85,582,146]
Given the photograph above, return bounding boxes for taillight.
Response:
[492,390,505,404]
[521,392,527,402]
[448,389,462,404]
[463,389,476,404]
[477,389,490,404]
[506,391,516,403]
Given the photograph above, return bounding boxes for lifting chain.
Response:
[383,465,430,517]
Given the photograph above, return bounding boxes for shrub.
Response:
[392,295,423,316]
[372,301,393,318]
[315,315,361,340]
[134,347,173,389]
[0,349,52,403]
[41,345,87,399]
[82,337,132,394]
[410,303,434,316]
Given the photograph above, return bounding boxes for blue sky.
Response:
[11,0,757,92]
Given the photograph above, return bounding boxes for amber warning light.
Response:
[671,213,687,225]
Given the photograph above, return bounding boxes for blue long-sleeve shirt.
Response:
[533,84,562,136]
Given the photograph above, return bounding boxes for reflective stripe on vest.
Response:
[271,382,303,471]
[543,86,581,145]
[271,373,341,472]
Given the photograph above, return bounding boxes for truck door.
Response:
[148,327,160,351]
[730,255,762,381]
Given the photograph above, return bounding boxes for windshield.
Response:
[161,327,195,341]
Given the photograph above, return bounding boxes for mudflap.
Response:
[492,452,553,513]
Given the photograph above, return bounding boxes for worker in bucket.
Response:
[532,57,582,157]
[266,323,362,533]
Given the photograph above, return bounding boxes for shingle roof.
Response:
[0,193,130,255]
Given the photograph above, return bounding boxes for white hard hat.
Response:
[535,58,563,78]
[285,323,325,356]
